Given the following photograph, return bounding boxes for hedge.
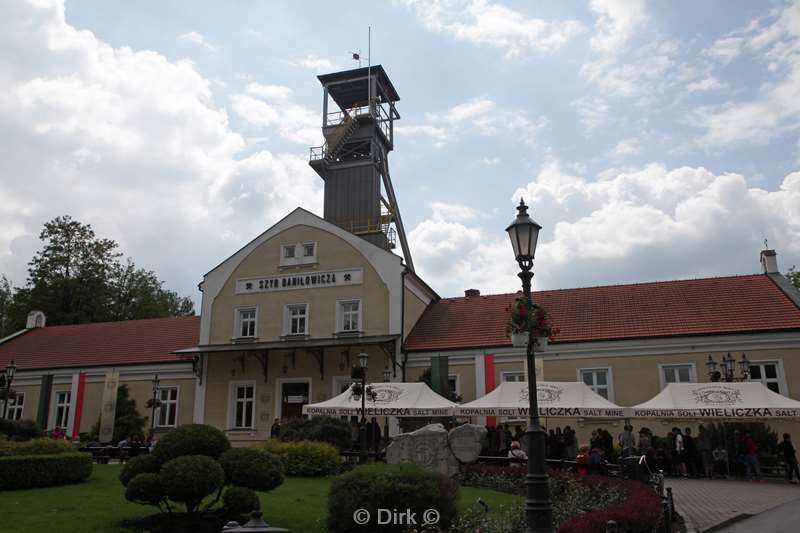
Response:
[327,464,459,533]
[0,419,44,441]
[263,439,340,477]
[0,437,74,457]
[0,452,93,490]
[278,416,351,450]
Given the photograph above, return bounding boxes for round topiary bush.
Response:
[125,473,166,507]
[219,447,284,491]
[160,455,225,513]
[223,485,259,516]
[263,439,340,477]
[327,464,460,533]
[153,424,230,463]
[120,454,162,486]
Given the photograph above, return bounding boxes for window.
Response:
[579,368,612,400]
[236,307,257,338]
[502,372,526,382]
[5,392,24,421]
[53,391,70,429]
[338,300,361,332]
[280,242,317,266]
[660,364,695,388]
[749,361,783,394]
[448,374,461,398]
[285,304,308,335]
[157,387,179,427]
[232,383,255,429]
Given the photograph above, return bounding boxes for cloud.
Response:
[0,0,323,300]
[289,54,336,71]
[404,97,546,146]
[610,137,641,157]
[409,160,800,296]
[177,31,216,52]
[393,125,449,147]
[589,0,648,53]
[703,36,744,64]
[230,83,321,145]
[686,76,726,92]
[694,3,800,147]
[401,0,584,57]
[572,96,609,129]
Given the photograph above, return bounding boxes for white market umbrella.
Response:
[630,382,800,419]
[302,382,457,417]
[454,381,627,418]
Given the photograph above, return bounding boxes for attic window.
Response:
[283,245,296,258]
[303,243,316,257]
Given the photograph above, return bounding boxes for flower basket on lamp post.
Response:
[511,331,530,348]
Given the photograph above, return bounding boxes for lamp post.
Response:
[150,374,160,438]
[706,353,750,382]
[506,199,552,533]
[357,351,369,464]
[1,360,17,420]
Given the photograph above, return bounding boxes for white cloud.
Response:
[610,137,641,157]
[290,54,336,71]
[589,0,648,53]
[686,76,726,92]
[394,125,449,147]
[402,0,584,58]
[429,202,476,222]
[572,96,609,129]
[410,161,800,295]
[0,0,323,299]
[703,36,744,64]
[177,31,216,52]
[230,83,321,145]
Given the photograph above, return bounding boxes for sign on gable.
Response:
[235,268,363,294]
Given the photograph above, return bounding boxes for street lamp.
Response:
[357,351,369,464]
[150,374,160,439]
[1,360,17,420]
[506,199,552,533]
[706,353,750,382]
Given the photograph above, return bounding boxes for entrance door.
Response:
[281,381,310,420]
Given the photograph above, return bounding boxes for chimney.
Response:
[760,249,779,274]
[25,310,46,329]
[464,289,480,298]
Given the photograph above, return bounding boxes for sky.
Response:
[1,0,800,304]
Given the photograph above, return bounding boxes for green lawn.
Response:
[0,464,521,532]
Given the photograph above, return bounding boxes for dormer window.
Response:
[280,242,318,267]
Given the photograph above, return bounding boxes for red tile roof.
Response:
[404,275,800,352]
[0,316,200,371]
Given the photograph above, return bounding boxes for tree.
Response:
[1,215,194,333]
[788,266,800,290]
[417,367,462,403]
[90,384,147,443]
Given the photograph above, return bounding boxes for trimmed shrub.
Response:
[0,419,43,441]
[125,473,166,507]
[153,424,230,463]
[219,447,284,491]
[278,416,351,450]
[0,437,73,457]
[263,439,340,477]
[120,453,163,486]
[557,477,662,533]
[0,452,93,490]
[223,486,259,516]
[327,464,459,533]
[160,455,225,513]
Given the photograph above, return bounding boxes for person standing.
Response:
[270,418,281,438]
[618,424,635,459]
[696,424,713,478]
[672,427,687,478]
[778,433,800,483]
[562,426,577,461]
[684,427,697,477]
[741,430,762,481]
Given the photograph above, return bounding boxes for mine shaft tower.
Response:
[309,65,414,272]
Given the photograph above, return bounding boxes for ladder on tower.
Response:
[324,114,359,163]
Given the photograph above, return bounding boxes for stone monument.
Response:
[385,423,487,476]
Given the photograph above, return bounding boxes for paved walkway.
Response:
[715,498,800,532]
[664,478,800,532]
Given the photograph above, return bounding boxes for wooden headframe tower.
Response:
[309,65,414,272]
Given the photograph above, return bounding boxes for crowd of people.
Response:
[484,422,800,484]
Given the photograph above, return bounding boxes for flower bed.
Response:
[457,465,662,532]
